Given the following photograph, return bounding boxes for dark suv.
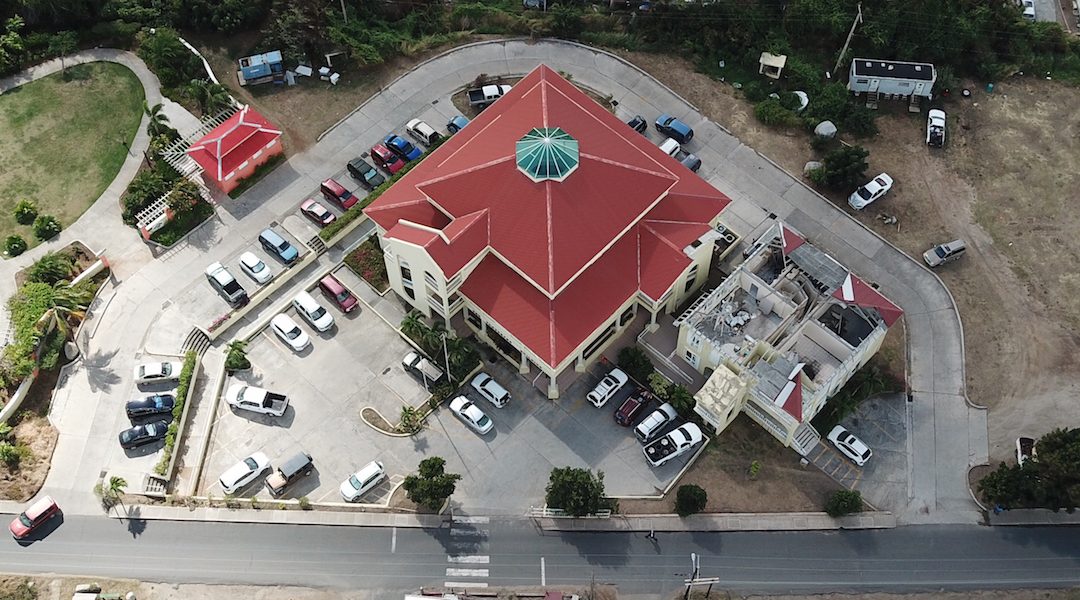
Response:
[614,391,651,426]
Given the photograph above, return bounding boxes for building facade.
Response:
[364,65,732,398]
[186,106,283,194]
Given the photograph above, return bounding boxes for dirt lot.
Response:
[701,591,1080,600]
[620,416,839,514]
[619,51,1080,465]
[0,415,57,502]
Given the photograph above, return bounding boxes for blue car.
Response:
[384,134,422,161]
[447,115,470,134]
[655,113,694,144]
[258,228,299,264]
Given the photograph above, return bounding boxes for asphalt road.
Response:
[2,515,1080,598]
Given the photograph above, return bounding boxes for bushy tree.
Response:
[32,214,62,240]
[13,199,37,225]
[48,30,77,71]
[167,178,202,215]
[819,145,869,190]
[980,428,1080,511]
[545,466,606,517]
[617,346,654,383]
[403,456,461,511]
[0,16,25,74]
[675,484,707,516]
[755,97,799,127]
[825,489,864,517]
[136,27,202,89]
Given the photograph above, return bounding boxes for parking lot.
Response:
[101,354,186,480]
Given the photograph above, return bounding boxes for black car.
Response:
[118,419,170,449]
[125,394,175,419]
[627,115,647,134]
[347,157,386,191]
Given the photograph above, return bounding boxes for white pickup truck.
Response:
[467,84,512,107]
[643,423,703,467]
[225,384,289,417]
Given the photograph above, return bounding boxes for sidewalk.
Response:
[536,511,896,532]
[112,504,446,528]
[988,508,1080,526]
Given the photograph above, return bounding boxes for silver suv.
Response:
[205,262,248,307]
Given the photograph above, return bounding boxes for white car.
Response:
[219,452,270,494]
[292,290,334,332]
[847,173,894,210]
[133,361,182,384]
[926,109,946,148]
[470,372,510,408]
[238,252,272,284]
[659,137,681,158]
[449,396,493,435]
[587,367,629,408]
[270,313,310,352]
[1021,0,1036,21]
[827,425,873,467]
[340,460,386,502]
[406,118,441,146]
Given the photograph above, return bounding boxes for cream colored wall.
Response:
[380,235,442,319]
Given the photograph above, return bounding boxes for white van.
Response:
[292,290,335,332]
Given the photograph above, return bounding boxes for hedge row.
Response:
[154,350,198,476]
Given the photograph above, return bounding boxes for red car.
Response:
[614,391,651,426]
[370,143,405,175]
[9,496,60,539]
[300,198,336,228]
[320,178,357,210]
[319,274,358,313]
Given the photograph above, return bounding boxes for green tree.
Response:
[0,16,25,74]
[47,30,77,71]
[5,235,27,256]
[32,215,62,241]
[26,251,74,285]
[819,145,869,190]
[675,484,707,517]
[403,456,461,511]
[825,489,864,517]
[167,178,202,214]
[667,384,696,419]
[617,346,654,383]
[143,101,174,139]
[225,340,250,371]
[754,97,799,127]
[549,4,583,38]
[187,79,232,115]
[545,466,606,517]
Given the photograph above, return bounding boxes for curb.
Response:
[109,504,443,528]
[535,511,896,532]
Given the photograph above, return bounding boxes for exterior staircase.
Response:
[181,327,212,356]
[865,90,880,109]
[792,422,821,456]
[306,234,327,255]
[908,93,922,113]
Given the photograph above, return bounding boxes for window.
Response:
[619,306,635,327]
[857,78,869,85]
[684,264,699,293]
[466,307,482,329]
[400,263,413,285]
[404,286,415,300]
[689,330,703,348]
[582,323,617,360]
[684,349,698,365]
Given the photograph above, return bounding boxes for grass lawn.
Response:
[0,62,144,250]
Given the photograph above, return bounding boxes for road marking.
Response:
[541,556,546,586]
[449,528,488,537]
[454,516,490,524]
[448,555,490,563]
[444,582,489,589]
[391,527,397,553]
[446,568,489,577]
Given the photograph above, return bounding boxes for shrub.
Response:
[5,235,27,256]
[13,199,37,224]
[26,251,74,285]
[819,145,869,190]
[675,484,707,517]
[344,238,389,291]
[32,215,62,241]
[545,466,607,517]
[754,97,799,128]
[225,340,250,371]
[748,460,762,479]
[298,496,312,510]
[154,351,197,475]
[668,384,696,419]
[0,441,31,469]
[825,489,864,517]
[398,405,423,434]
[617,346,654,383]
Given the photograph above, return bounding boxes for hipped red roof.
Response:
[833,273,904,327]
[187,106,282,182]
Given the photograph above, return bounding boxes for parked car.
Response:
[402,350,444,388]
[370,143,405,174]
[384,134,422,161]
[133,361,182,385]
[449,396,494,435]
[318,274,358,313]
[239,251,272,284]
[265,451,314,497]
[292,290,334,332]
[680,153,702,173]
[655,113,693,143]
[118,419,170,449]
[471,372,510,408]
[659,137,681,158]
[259,228,299,264]
[205,262,248,307]
[406,119,442,146]
[827,425,873,466]
[320,178,357,210]
[219,452,271,494]
[270,313,310,352]
[467,84,512,108]
[300,198,336,228]
[923,239,966,267]
[643,423,703,467]
[8,496,60,540]
[340,460,386,502]
[225,384,289,417]
[125,394,175,419]
[627,115,647,134]
[1021,0,1036,21]
[614,391,650,426]
[347,157,385,191]
[447,115,470,134]
[847,173,894,210]
[587,367,629,408]
[634,402,679,443]
[926,109,946,148]
[1016,436,1037,467]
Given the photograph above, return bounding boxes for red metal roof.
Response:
[833,273,904,327]
[187,106,282,182]
[365,64,730,368]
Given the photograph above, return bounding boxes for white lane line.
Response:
[446,568,489,577]
[391,527,397,553]
[454,516,490,524]
[448,555,490,564]
[444,582,489,589]
[541,556,546,586]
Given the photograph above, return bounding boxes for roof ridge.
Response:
[640,221,686,253]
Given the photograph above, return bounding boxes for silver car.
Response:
[450,396,493,435]
[219,452,271,494]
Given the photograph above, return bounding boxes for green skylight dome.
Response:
[516,127,579,182]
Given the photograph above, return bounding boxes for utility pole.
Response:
[833,2,862,76]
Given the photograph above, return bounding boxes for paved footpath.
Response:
[0,40,986,526]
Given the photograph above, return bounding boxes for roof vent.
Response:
[914,65,922,71]
[516,127,579,182]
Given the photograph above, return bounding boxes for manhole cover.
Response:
[269,220,279,227]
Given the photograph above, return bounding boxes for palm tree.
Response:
[143,101,172,139]
[108,476,128,514]
[401,312,426,343]
[187,79,233,116]
[35,282,92,342]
